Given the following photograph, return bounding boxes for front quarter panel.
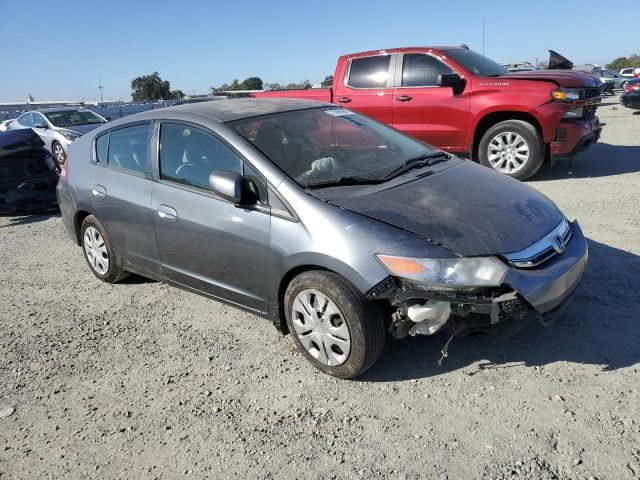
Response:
[270,179,456,297]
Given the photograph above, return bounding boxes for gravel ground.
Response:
[1,97,639,480]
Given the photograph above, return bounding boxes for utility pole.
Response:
[98,78,104,104]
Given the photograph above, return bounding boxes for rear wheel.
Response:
[284,271,385,379]
[478,120,544,181]
[80,215,129,283]
[52,141,66,165]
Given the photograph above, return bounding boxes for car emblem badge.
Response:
[553,234,566,253]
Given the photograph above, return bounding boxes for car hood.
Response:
[317,161,564,256]
[499,70,602,88]
[63,123,105,136]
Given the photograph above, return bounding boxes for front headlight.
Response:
[61,132,80,141]
[376,254,507,289]
[551,88,582,102]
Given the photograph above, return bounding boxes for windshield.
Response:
[230,108,438,188]
[443,48,509,77]
[44,110,105,128]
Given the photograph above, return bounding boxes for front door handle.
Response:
[338,97,352,103]
[157,204,178,222]
[91,185,106,198]
[395,95,413,102]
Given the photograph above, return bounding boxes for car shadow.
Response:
[361,238,640,382]
[0,211,60,228]
[532,143,640,180]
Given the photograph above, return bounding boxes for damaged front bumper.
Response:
[366,221,588,339]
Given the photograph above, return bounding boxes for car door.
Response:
[90,123,162,274]
[335,54,396,124]
[392,52,471,152]
[151,121,271,313]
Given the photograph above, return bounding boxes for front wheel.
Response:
[52,141,66,165]
[478,120,544,181]
[284,271,385,379]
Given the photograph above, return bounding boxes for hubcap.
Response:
[83,227,109,275]
[53,144,66,163]
[487,131,530,174]
[291,289,351,366]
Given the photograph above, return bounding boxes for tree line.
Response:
[130,73,334,101]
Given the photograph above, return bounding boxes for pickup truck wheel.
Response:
[479,120,543,181]
[284,271,385,379]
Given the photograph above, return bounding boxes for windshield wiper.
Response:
[305,176,385,190]
[381,151,450,180]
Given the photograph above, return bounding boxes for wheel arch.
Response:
[472,111,544,161]
[73,210,93,245]
[273,255,381,334]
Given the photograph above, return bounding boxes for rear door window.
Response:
[347,55,391,88]
[159,123,242,190]
[107,124,150,175]
[401,54,453,87]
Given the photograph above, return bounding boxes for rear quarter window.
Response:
[95,133,109,163]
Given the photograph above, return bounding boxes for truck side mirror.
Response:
[437,73,466,94]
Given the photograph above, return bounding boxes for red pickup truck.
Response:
[253,46,602,180]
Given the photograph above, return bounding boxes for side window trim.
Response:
[343,53,397,90]
[395,52,459,88]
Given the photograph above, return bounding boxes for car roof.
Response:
[111,98,334,124]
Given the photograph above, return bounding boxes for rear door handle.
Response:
[338,97,352,103]
[157,204,178,222]
[395,95,413,102]
[91,185,106,198]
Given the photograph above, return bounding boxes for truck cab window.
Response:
[402,54,453,87]
[347,55,391,88]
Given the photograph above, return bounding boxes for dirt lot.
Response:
[1,97,639,480]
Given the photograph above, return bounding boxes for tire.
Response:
[284,271,385,379]
[52,141,66,165]
[80,215,130,283]
[478,120,544,181]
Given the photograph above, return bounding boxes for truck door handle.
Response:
[91,185,106,198]
[157,204,178,222]
[395,95,413,102]
[338,97,352,103]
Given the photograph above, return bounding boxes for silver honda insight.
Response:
[56,99,588,378]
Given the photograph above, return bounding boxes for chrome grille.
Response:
[503,219,572,268]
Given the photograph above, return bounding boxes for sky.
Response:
[0,0,637,102]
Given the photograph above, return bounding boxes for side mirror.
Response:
[209,171,243,204]
[437,73,466,94]
[33,122,48,129]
